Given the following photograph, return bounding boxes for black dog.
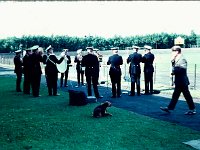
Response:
[93,101,112,118]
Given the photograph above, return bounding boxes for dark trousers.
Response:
[16,72,22,92]
[23,72,31,94]
[144,72,153,94]
[31,74,41,97]
[130,74,140,95]
[86,74,99,97]
[168,85,195,110]
[47,73,58,95]
[77,70,84,85]
[60,69,69,87]
[110,74,121,97]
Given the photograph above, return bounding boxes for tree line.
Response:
[0,31,199,53]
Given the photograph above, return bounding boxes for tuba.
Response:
[56,51,68,73]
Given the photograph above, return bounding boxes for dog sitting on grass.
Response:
[93,101,112,118]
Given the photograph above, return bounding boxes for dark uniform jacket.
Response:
[45,54,64,74]
[172,54,190,86]
[82,53,99,76]
[30,52,43,75]
[74,55,83,72]
[66,55,71,70]
[107,54,123,76]
[127,52,142,75]
[14,55,23,73]
[142,52,155,73]
[23,54,32,74]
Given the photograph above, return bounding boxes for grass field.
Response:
[0,76,200,150]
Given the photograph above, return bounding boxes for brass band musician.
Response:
[60,49,71,87]
[74,49,85,87]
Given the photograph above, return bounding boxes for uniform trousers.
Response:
[130,74,140,95]
[60,68,69,87]
[144,71,153,94]
[47,73,58,96]
[31,73,41,97]
[77,70,84,86]
[85,69,99,97]
[16,72,22,92]
[110,74,121,97]
[23,72,31,94]
[168,85,195,110]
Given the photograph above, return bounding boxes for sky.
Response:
[0,1,200,39]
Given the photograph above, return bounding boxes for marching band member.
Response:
[22,48,32,94]
[127,46,142,96]
[44,45,65,96]
[60,49,71,87]
[94,48,103,62]
[74,49,84,87]
[82,47,103,99]
[142,45,155,95]
[13,49,23,92]
[107,47,123,98]
[30,45,44,97]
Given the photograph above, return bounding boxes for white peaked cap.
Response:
[45,45,52,52]
[77,49,82,54]
[144,45,152,50]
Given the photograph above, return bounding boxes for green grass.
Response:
[0,76,200,150]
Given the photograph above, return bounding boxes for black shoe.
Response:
[143,92,150,95]
[137,93,141,96]
[64,85,68,87]
[24,92,30,95]
[53,93,60,96]
[117,95,121,98]
[111,96,116,98]
[160,107,171,113]
[129,93,135,96]
[96,95,103,99]
[34,95,41,97]
[17,90,22,92]
[184,110,196,115]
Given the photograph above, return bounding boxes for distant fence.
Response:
[0,53,199,90]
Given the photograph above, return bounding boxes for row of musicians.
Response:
[14,45,154,98]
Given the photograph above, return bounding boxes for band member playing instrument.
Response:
[60,49,71,87]
[94,48,103,62]
[127,46,142,96]
[14,50,23,92]
[22,48,32,94]
[107,47,123,98]
[30,45,44,97]
[142,45,155,95]
[74,49,84,87]
[44,45,65,96]
[82,47,103,99]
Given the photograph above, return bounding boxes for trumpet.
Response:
[77,54,83,61]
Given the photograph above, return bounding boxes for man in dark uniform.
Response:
[142,45,155,95]
[74,49,84,87]
[44,45,65,96]
[160,46,196,115]
[22,48,32,94]
[127,46,142,96]
[60,49,71,87]
[30,45,43,97]
[13,50,23,92]
[107,47,123,98]
[82,47,103,99]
